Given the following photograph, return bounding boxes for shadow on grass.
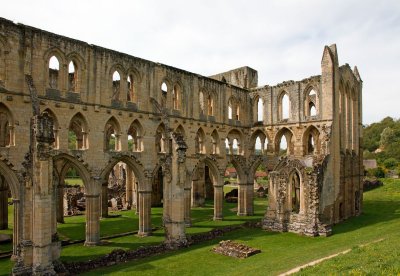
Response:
[332,199,400,235]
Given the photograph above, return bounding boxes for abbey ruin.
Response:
[0,17,363,275]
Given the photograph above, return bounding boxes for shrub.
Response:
[367,167,386,178]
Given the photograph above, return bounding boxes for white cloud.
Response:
[2,0,400,123]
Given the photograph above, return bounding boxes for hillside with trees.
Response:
[363,116,400,176]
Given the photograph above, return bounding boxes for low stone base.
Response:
[213,240,261,259]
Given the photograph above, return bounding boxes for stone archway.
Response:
[0,160,20,258]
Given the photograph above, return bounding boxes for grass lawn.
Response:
[81,178,400,275]
[1,178,399,275]
[0,201,13,253]
[64,178,84,186]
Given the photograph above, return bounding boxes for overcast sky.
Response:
[2,0,400,124]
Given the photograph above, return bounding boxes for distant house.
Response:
[225,167,237,178]
[363,159,377,170]
[255,171,268,178]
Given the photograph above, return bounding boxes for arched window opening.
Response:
[104,119,120,151]
[291,172,301,213]
[255,137,262,155]
[112,71,121,101]
[199,91,205,115]
[309,103,317,116]
[309,89,316,96]
[279,135,288,156]
[257,98,264,122]
[172,84,180,110]
[308,134,315,154]
[155,125,166,153]
[207,95,213,116]
[195,129,205,154]
[127,75,135,102]
[49,56,60,89]
[236,104,240,121]
[0,107,12,147]
[128,122,142,152]
[232,139,239,155]
[68,114,88,150]
[225,138,230,154]
[281,94,290,120]
[68,61,78,92]
[42,109,59,149]
[228,100,233,120]
[211,130,219,154]
[161,82,168,93]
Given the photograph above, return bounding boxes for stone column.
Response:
[56,184,64,223]
[84,193,101,246]
[30,113,59,275]
[184,187,191,226]
[0,177,8,229]
[237,183,254,216]
[126,168,133,208]
[138,190,151,236]
[12,199,20,259]
[213,185,223,220]
[163,133,187,247]
[101,181,108,218]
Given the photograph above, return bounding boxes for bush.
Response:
[383,158,398,170]
[367,167,386,178]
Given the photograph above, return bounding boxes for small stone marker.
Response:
[0,234,11,243]
[212,240,261,258]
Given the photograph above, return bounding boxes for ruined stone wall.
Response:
[0,17,363,274]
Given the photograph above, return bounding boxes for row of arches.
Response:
[252,87,319,123]
[0,102,323,158]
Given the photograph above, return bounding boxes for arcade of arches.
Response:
[0,18,363,275]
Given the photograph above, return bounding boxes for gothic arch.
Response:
[175,124,186,138]
[128,119,144,152]
[100,155,146,191]
[195,127,206,154]
[274,127,294,156]
[278,90,290,120]
[53,153,91,190]
[42,108,59,149]
[68,112,89,150]
[104,116,121,151]
[155,123,166,153]
[0,160,19,200]
[0,102,14,147]
[302,125,321,155]
[304,85,319,117]
[250,129,269,155]
[211,129,220,155]
[66,52,85,93]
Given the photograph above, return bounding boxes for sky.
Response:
[2,0,400,124]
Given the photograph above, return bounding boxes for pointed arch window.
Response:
[68,61,78,92]
[49,56,60,89]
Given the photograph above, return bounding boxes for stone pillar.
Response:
[126,168,133,207]
[213,185,223,220]
[138,190,152,236]
[184,187,191,226]
[12,199,20,258]
[191,165,205,207]
[101,181,108,218]
[0,177,8,229]
[163,133,187,247]
[84,193,101,246]
[56,184,64,223]
[237,183,254,216]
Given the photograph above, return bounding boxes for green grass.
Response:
[0,202,13,253]
[80,179,400,275]
[64,178,84,186]
[1,179,399,275]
